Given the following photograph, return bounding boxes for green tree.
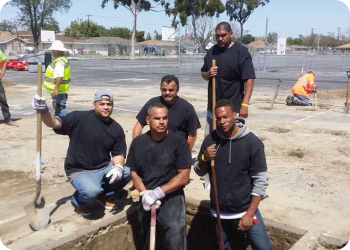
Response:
[242,34,255,44]
[42,17,60,33]
[226,0,270,43]
[166,0,225,53]
[267,32,278,45]
[64,19,104,39]
[0,20,14,32]
[108,27,131,39]
[101,0,165,60]
[136,30,145,42]
[9,0,72,51]
[146,32,152,40]
[153,30,162,40]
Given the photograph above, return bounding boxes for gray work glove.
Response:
[140,186,165,211]
[32,94,49,114]
[106,164,124,184]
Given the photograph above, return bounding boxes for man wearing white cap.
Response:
[32,89,131,216]
[43,40,71,116]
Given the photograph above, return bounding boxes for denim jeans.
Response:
[52,93,68,116]
[0,79,11,122]
[292,94,310,106]
[212,209,272,250]
[71,164,131,208]
[138,192,187,250]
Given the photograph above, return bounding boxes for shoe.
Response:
[286,95,293,106]
[75,206,92,216]
[5,121,18,127]
[96,196,118,210]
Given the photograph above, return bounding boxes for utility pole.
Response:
[311,28,315,49]
[338,27,341,40]
[87,14,92,27]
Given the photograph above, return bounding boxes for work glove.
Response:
[140,187,165,211]
[32,94,49,114]
[106,164,124,184]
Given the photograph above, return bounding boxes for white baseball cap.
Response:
[47,40,68,52]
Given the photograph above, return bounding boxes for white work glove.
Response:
[32,94,49,114]
[140,187,165,211]
[105,164,124,184]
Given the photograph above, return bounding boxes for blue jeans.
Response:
[212,209,272,250]
[71,164,131,208]
[292,94,310,106]
[52,93,68,116]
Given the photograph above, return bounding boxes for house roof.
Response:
[138,39,176,46]
[0,31,12,37]
[248,40,266,47]
[47,34,83,44]
[0,36,27,44]
[336,43,350,49]
[85,37,131,45]
[290,45,308,49]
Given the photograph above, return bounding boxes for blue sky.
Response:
[0,0,350,39]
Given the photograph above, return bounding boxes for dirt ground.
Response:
[0,79,350,247]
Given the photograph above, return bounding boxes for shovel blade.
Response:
[24,197,50,231]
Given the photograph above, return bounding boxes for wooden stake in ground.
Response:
[344,72,350,114]
[269,78,281,110]
[211,59,224,250]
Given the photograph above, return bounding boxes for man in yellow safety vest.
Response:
[43,40,71,116]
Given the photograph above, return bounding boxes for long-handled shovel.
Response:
[24,62,50,230]
[344,72,350,114]
[149,204,156,250]
[211,59,224,250]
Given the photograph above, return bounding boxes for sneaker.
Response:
[5,121,18,127]
[96,196,118,210]
[75,206,92,216]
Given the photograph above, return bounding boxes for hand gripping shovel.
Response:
[149,204,156,250]
[24,62,50,230]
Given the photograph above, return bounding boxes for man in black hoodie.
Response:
[194,99,271,250]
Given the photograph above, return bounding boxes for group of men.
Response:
[28,21,278,249]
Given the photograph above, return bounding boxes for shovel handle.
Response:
[35,62,43,202]
[150,204,156,250]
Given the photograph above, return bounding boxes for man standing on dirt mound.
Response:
[43,40,71,116]
[127,102,192,249]
[201,22,256,135]
[0,49,17,126]
[132,74,201,150]
[194,99,272,250]
[286,70,317,106]
[32,89,130,216]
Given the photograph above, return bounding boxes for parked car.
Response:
[144,46,165,56]
[0,59,29,71]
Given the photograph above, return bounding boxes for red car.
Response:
[0,59,28,71]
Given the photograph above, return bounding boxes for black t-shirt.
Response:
[127,131,192,194]
[197,131,267,213]
[201,43,256,113]
[54,110,126,176]
[136,96,201,140]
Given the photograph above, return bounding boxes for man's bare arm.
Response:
[201,66,218,81]
[0,60,7,79]
[41,112,62,129]
[111,155,125,166]
[160,168,190,194]
[132,121,144,139]
[131,170,147,192]
[242,79,254,104]
[187,130,197,150]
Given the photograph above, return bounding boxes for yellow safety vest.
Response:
[43,56,71,94]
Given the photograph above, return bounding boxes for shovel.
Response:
[149,204,156,250]
[24,62,50,230]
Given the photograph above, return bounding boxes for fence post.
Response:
[147,53,150,74]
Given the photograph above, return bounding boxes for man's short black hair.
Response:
[147,102,168,116]
[215,22,232,32]
[160,75,179,90]
[215,99,235,113]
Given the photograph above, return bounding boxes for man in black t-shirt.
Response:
[32,89,130,217]
[132,74,200,150]
[201,22,256,134]
[194,99,271,249]
[127,102,192,250]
